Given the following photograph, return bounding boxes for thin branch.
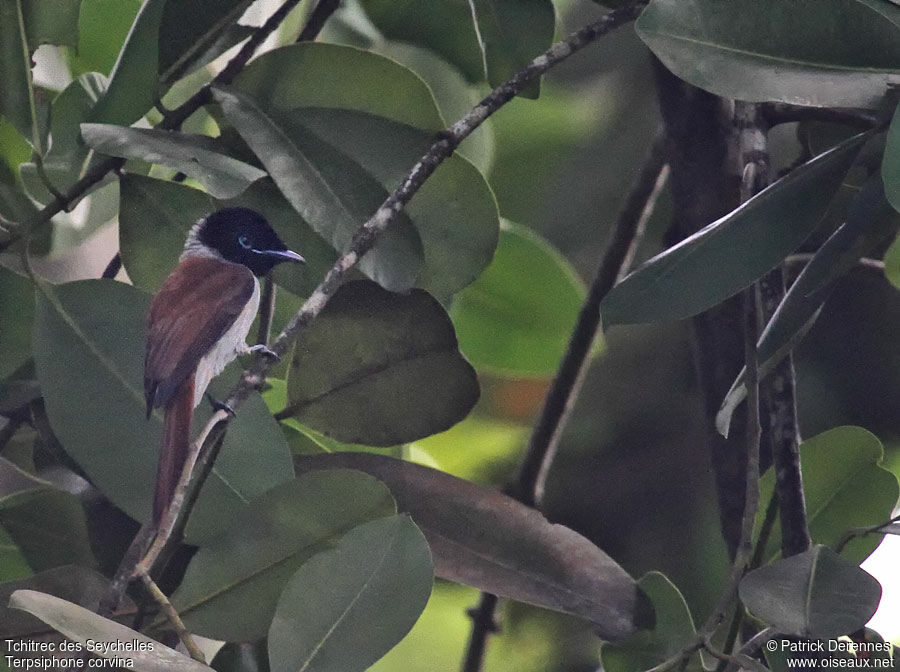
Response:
[461,593,500,672]
[108,0,651,612]
[296,0,341,42]
[834,512,900,554]
[136,570,205,663]
[513,130,668,507]
[760,103,879,130]
[739,101,810,559]
[101,252,122,280]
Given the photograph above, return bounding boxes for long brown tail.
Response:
[153,376,194,525]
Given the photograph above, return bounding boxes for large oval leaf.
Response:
[31,279,293,542]
[230,42,444,131]
[9,590,213,672]
[637,0,900,108]
[450,221,586,377]
[361,0,555,98]
[753,426,899,565]
[268,515,433,672]
[601,132,867,326]
[214,85,424,293]
[739,545,882,638]
[172,470,396,642]
[283,107,499,298]
[284,280,479,446]
[294,452,653,641]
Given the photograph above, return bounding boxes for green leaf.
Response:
[230,42,445,132]
[285,281,479,445]
[157,0,253,84]
[81,124,266,198]
[89,0,166,125]
[754,426,900,565]
[31,279,293,542]
[0,456,49,509]
[214,86,423,292]
[118,174,334,297]
[284,108,499,298]
[294,453,652,640]
[172,470,396,642]
[0,266,34,381]
[210,641,270,672]
[602,132,867,326]
[361,0,555,97]
[739,545,882,637]
[268,515,433,672]
[601,572,699,672]
[0,488,97,572]
[20,0,81,49]
[451,222,586,377]
[20,73,107,205]
[0,526,31,582]
[0,566,114,638]
[0,0,36,143]
[9,590,213,671]
[883,100,900,214]
[637,0,900,108]
[70,0,141,77]
[717,174,899,436]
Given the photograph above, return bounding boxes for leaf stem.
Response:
[136,570,205,663]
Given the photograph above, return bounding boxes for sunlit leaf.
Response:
[451,222,586,377]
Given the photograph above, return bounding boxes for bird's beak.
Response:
[254,249,306,264]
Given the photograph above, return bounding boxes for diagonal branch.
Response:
[126,0,652,600]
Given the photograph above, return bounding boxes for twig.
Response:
[722,628,778,672]
[101,252,122,280]
[296,0,342,42]
[784,253,885,272]
[136,570,205,663]
[834,512,900,554]
[737,101,809,559]
[760,103,878,130]
[618,163,670,281]
[109,0,652,614]
[461,593,500,672]
[513,131,668,507]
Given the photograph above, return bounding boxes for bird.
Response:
[143,207,305,525]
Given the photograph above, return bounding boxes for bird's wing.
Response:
[144,256,256,417]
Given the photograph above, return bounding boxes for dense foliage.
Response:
[1,0,900,671]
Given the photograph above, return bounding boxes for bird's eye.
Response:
[237,234,252,249]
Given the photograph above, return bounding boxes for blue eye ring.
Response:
[238,234,252,249]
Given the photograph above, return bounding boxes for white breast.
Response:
[192,277,260,408]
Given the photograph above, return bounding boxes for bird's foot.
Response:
[206,392,236,417]
[248,344,280,361]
